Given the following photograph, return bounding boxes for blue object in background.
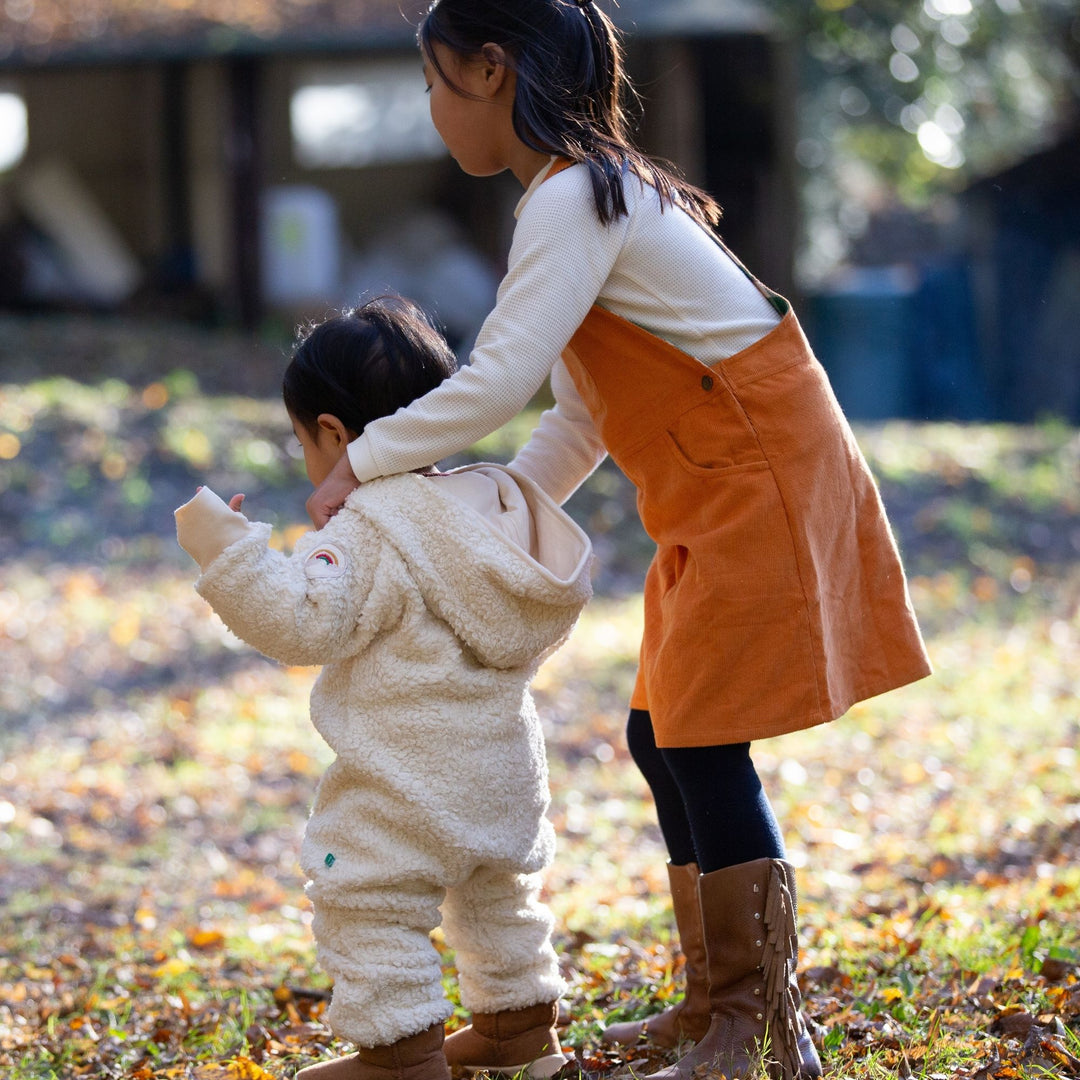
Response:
[909,257,993,421]
[805,261,994,422]
[805,268,918,421]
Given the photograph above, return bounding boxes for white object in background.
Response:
[16,159,142,303]
[261,185,342,305]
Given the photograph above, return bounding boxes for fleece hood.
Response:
[340,464,592,670]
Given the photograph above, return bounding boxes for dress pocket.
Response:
[663,390,767,475]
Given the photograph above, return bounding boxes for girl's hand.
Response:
[306,454,360,528]
[228,494,245,513]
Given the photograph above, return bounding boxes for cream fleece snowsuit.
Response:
[175,464,592,1048]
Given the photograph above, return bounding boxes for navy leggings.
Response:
[626,708,785,874]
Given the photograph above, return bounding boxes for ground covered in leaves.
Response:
[1,314,1079,1079]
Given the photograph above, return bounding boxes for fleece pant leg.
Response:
[308,878,454,1048]
[441,866,563,1013]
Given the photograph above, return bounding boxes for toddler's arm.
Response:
[175,486,253,569]
[175,486,381,667]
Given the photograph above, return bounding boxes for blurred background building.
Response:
[1,0,1078,422]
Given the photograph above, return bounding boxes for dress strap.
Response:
[708,231,790,316]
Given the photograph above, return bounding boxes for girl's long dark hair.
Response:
[419,0,722,228]
[283,296,458,437]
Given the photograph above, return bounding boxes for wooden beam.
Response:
[226,56,262,330]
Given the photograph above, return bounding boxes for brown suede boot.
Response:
[644,859,822,1080]
[442,1001,571,1077]
[601,862,710,1049]
[295,1022,451,1080]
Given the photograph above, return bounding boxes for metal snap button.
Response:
[701,374,714,391]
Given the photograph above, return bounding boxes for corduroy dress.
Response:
[558,230,931,748]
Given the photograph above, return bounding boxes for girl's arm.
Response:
[508,358,607,505]
[306,169,628,527]
[308,350,607,522]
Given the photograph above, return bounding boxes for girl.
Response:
[309,4,932,1078]
[176,297,591,1080]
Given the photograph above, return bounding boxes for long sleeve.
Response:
[508,358,607,505]
[346,163,781,485]
[174,485,255,569]
[176,489,385,668]
[346,171,631,483]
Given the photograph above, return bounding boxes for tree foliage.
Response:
[763,0,1080,279]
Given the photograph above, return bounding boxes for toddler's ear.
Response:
[317,413,351,448]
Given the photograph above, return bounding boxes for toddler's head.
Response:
[283,296,458,484]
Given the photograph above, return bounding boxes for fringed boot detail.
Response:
[641,859,821,1080]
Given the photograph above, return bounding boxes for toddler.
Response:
[175,296,592,1080]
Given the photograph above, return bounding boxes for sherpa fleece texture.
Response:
[175,465,592,1047]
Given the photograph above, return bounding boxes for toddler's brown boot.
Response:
[295,1022,451,1080]
[442,1001,571,1077]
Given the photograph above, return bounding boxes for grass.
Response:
[1,358,1078,1078]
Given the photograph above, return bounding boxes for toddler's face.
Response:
[291,415,347,488]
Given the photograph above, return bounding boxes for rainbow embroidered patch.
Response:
[304,542,347,578]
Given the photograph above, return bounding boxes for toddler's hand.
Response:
[228,494,245,513]
[306,455,359,528]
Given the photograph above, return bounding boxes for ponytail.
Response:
[420,0,722,229]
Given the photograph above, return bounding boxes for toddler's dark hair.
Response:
[283,296,458,437]
[419,0,721,229]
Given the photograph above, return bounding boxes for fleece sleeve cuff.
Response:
[174,486,257,570]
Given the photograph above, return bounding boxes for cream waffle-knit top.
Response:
[346,158,781,504]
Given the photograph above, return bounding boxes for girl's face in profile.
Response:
[423,42,508,178]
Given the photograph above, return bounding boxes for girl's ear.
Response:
[478,43,509,97]
[316,413,352,448]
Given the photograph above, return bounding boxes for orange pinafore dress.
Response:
[554,179,931,749]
